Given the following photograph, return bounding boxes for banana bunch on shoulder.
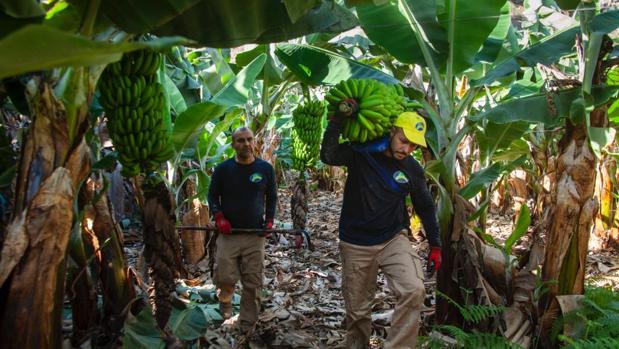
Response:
[325,79,408,143]
[291,100,325,171]
[98,49,174,177]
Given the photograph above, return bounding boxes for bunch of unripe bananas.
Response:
[291,100,325,171]
[98,49,174,177]
[325,79,408,143]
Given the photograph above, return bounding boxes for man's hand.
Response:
[329,99,359,123]
[427,246,442,272]
[214,212,231,235]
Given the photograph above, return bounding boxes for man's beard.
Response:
[238,147,253,158]
[393,151,407,159]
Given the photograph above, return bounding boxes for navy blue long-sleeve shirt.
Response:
[320,121,441,247]
[207,158,277,229]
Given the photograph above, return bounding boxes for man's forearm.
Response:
[265,192,276,220]
[207,170,222,215]
[411,190,441,247]
[416,205,441,247]
[320,122,353,166]
[265,168,277,220]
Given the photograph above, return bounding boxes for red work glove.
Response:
[427,246,442,272]
[214,212,231,235]
[261,219,273,238]
[294,235,304,249]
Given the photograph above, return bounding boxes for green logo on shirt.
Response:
[249,173,263,183]
[393,171,409,184]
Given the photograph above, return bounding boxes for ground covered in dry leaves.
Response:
[122,185,619,348]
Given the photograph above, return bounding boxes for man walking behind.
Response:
[207,126,277,332]
[321,111,442,348]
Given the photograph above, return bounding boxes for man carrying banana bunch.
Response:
[207,126,277,333]
[321,111,442,348]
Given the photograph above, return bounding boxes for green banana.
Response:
[325,78,414,143]
[97,48,223,175]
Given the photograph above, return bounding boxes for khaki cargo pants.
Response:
[340,232,426,349]
[214,233,265,329]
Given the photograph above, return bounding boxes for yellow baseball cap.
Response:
[394,112,427,147]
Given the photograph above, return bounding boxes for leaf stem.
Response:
[80,0,101,37]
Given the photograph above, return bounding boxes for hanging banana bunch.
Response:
[98,49,175,177]
[99,49,181,331]
[289,99,324,233]
[325,79,415,143]
[291,100,325,171]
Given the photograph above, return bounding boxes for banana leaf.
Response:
[171,54,265,151]
[555,0,580,10]
[0,24,187,79]
[162,73,187,114]
[425,159,454,237]
[589,127,615,159]
[435,0,506,74]
[171,102,227,152]
[123,307,165,349]
[469,85,619,124]
[356,0,447,67]
[235,44,283,85]
[0,0,45,17]
[460,163,499,200]
[356,0,505,74]
[474,9,619,86]
[475,121,530,163]
[101,0,357,48]
[123,297,238,348]
[493,138,530,162]
[275,43,399,86]
[197,109,243,158]
[473,25,579,86]
[344,0,390,6]
[202,48,235,96]
[99,0,200,34]
[474,2,511,64]
[459,155,527,200]
[505,204,530,256]
[0,0,45,37]
[610,100,619,121]
[210,54,266,107]
[282,0,321,23]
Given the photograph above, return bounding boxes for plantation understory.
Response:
[97,182,619,348]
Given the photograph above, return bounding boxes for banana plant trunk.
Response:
[539,33,611,341]
[82,178,136,343]
[530,142,555,229]
[67,221,99,346]
[436,195,475,325]
[180,180,209,266]
[592,157,616,249]
[539,118,601,342]
[0,82,91,348]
